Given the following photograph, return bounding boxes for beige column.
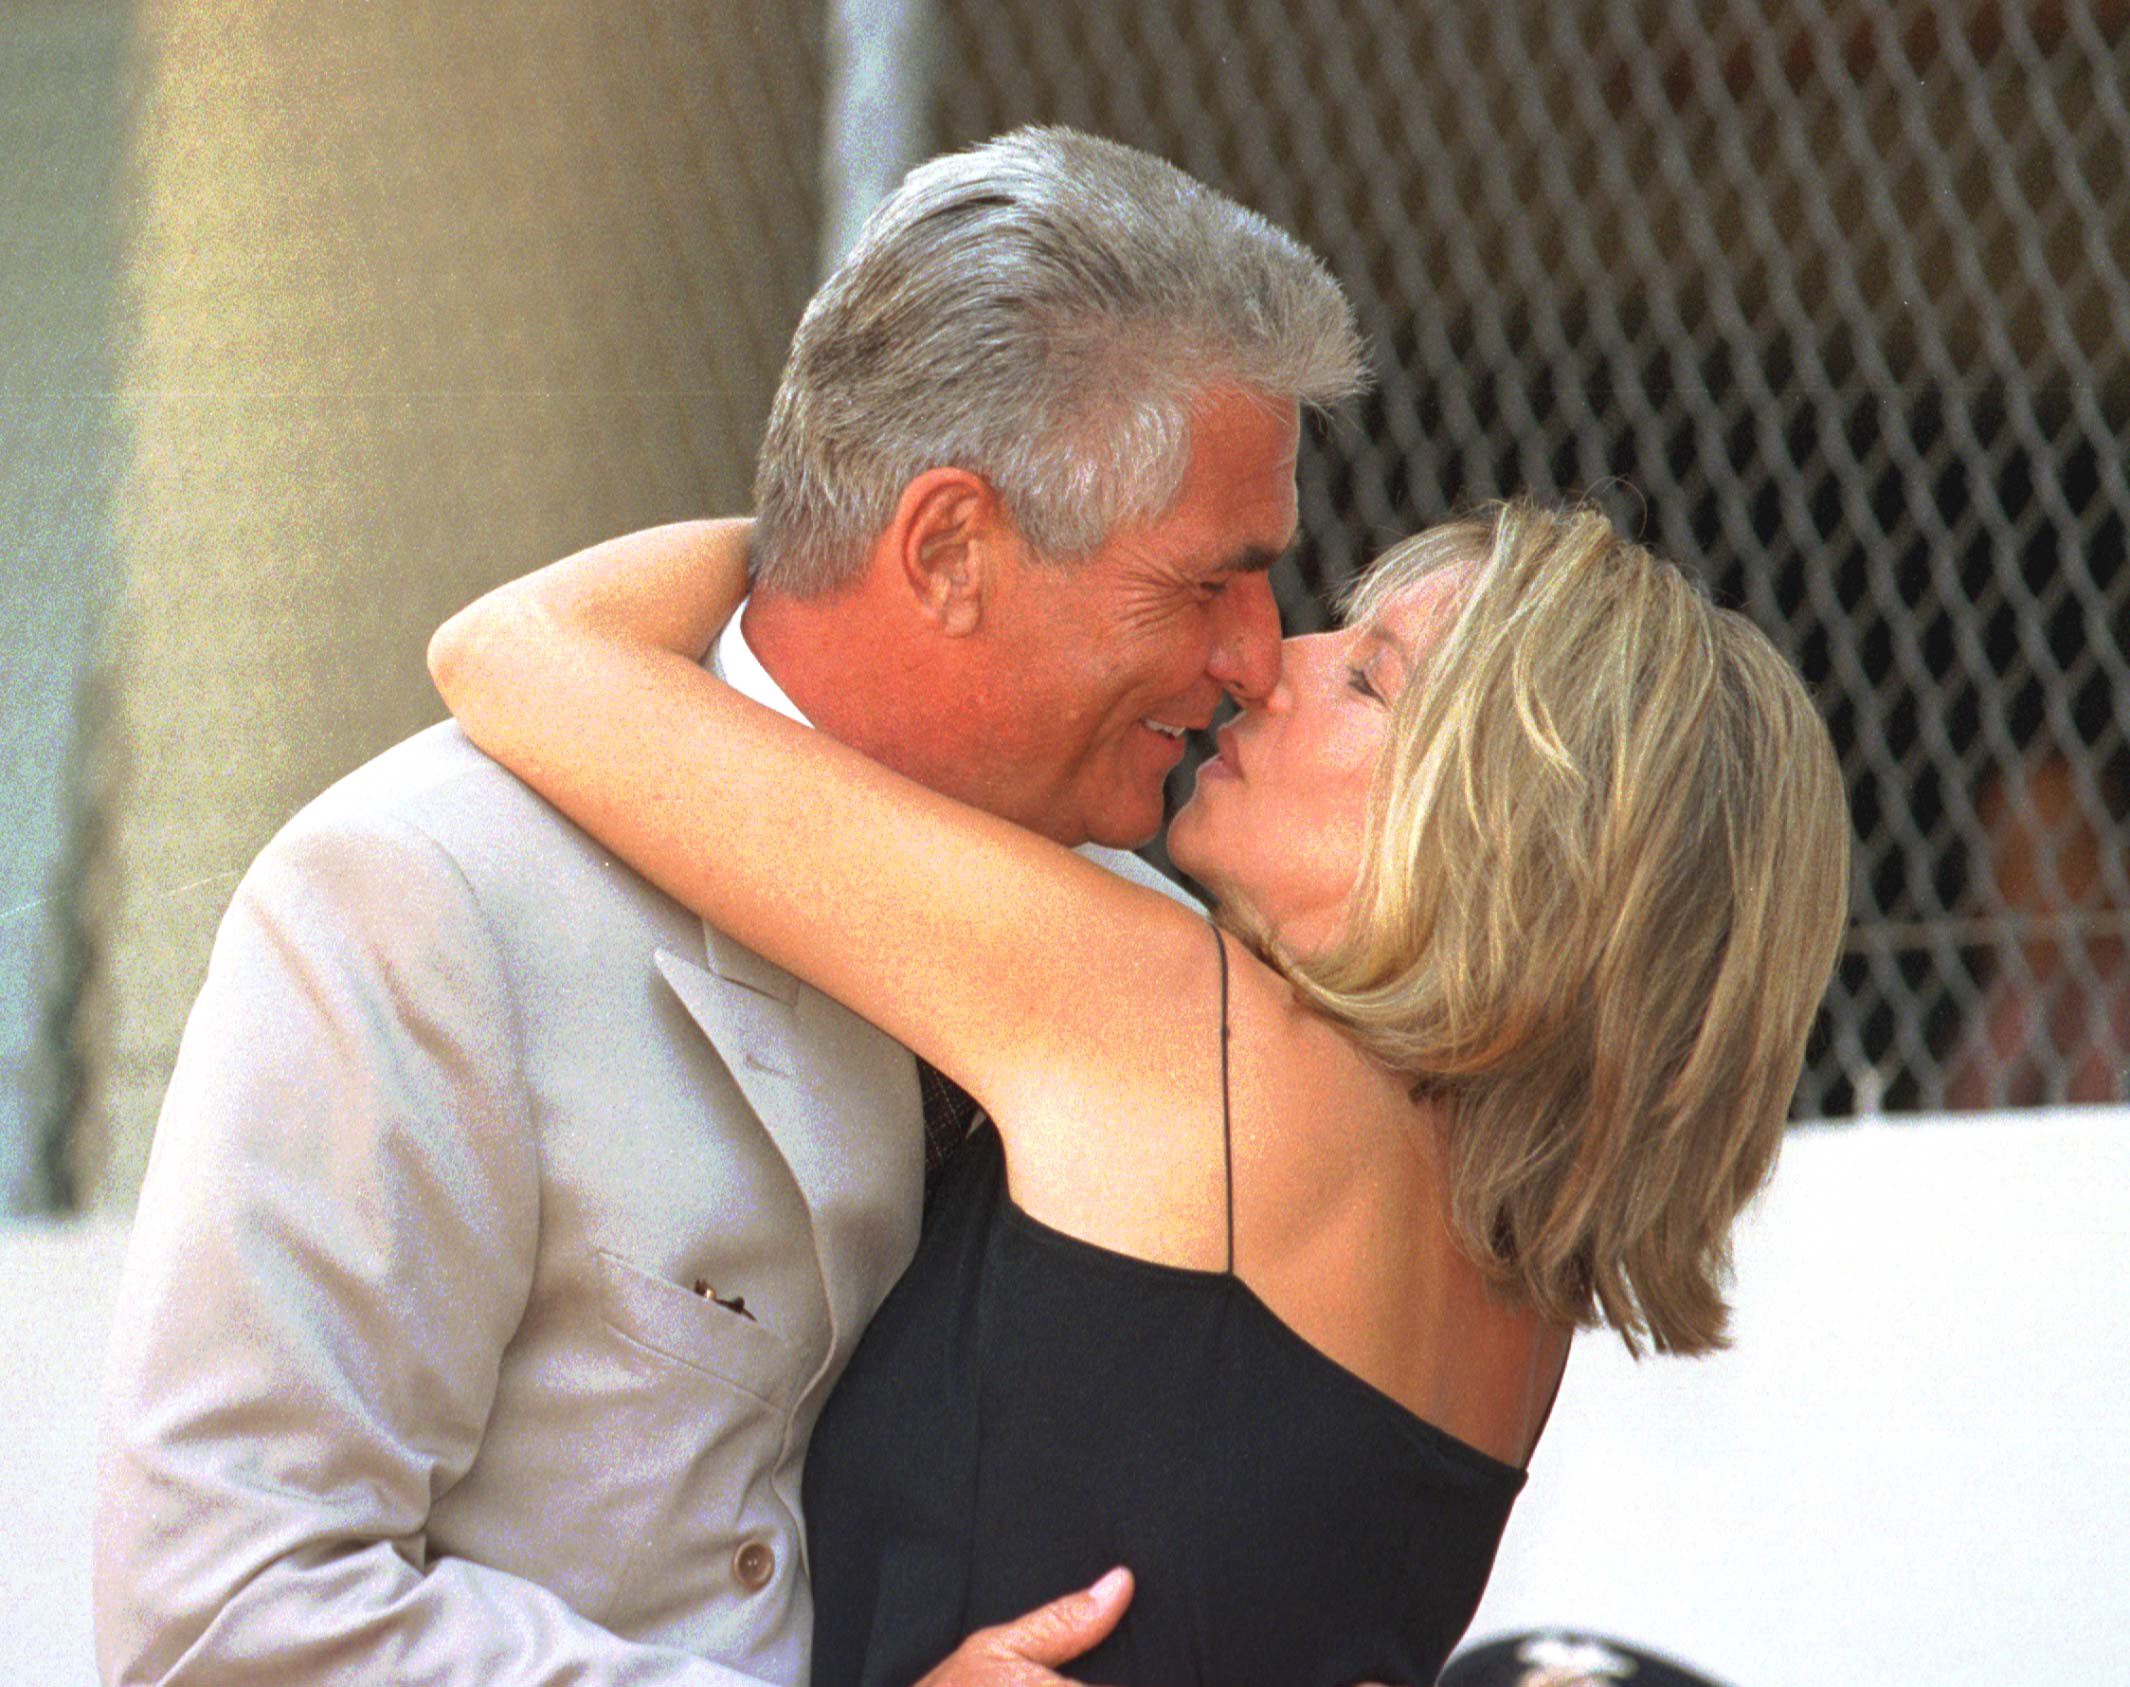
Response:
[86,0,821,1204]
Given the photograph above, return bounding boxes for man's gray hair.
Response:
[751,126,1367,594]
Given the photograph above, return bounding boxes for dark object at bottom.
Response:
[804,1122,1526,1686]
[1441,1630,1737,1687]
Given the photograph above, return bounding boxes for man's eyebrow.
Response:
[1216,543,1288,575]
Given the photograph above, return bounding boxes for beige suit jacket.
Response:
[95,688,1191,1684]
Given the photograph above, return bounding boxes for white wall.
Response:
[10,1112,2126,1684]
[1468,1108,2130,1684]
[1,1216,129,1684]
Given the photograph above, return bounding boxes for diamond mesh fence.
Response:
[940,0,2130,1117]
[25,1,2130,1207]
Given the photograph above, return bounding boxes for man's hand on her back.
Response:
[916,1568,1134,1687]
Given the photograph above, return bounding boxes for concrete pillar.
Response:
[821,0,936,273]
[81,0,823,1205]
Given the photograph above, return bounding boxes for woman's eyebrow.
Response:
[1361,623,1416,672]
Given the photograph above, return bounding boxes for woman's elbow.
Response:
[428,594,539,719]
[427,603,483,708]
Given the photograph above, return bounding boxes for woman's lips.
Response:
[1209,723,1242,777]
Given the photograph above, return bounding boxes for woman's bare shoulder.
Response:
[988,915,1338,1270]
[1225,948,1416,1201]
[1226,962,1574,1463]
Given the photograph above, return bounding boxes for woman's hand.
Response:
[915,1569,1133,1687]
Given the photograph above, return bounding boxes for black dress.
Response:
[803,930,1527,1686]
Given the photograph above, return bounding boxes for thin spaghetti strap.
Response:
[1212,920,1234,1276]
[1521,1341,1572,1469]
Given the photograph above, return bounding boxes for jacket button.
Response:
[733,1539,776,1591]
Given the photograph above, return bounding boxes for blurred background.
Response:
[3,1,2125,1682]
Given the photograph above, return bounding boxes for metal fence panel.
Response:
[941,0,2130,1117]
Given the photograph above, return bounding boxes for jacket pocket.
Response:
[595,1248,799,1410]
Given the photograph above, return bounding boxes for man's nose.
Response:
[1208,571,1283,707]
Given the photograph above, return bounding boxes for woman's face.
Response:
[1169,566,1467,955]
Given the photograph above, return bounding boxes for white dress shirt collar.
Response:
[713,597,812,728]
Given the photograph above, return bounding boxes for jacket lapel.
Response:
[654,926,924,1380]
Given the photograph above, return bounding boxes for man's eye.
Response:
[1196,578,1229,602]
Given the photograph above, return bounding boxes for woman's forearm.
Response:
[429,517,754,834]
[427,515,1211,1164]
[430,518,753,700]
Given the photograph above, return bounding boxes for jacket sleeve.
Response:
[92,807,765,1687]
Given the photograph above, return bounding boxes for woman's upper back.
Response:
[805,1117,1533,1687]
[991,923,1569,1472]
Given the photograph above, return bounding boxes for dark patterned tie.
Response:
[915,1057,982,1199]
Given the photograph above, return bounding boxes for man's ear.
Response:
[886,467,1013,637]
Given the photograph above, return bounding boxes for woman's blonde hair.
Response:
[1271,498,1850,1356]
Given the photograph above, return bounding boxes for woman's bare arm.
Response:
[428,519,1218,1179]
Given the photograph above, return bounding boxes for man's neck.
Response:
[740,583,1171,880]
[740,589,931,775]
[742,581,1058,837]
[721,597,807,724]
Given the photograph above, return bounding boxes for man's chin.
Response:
[1081,794,1167,854]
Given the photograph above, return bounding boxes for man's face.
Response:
[973,388,1299,848]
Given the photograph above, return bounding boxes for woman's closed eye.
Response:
[1346,663,1385,703]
